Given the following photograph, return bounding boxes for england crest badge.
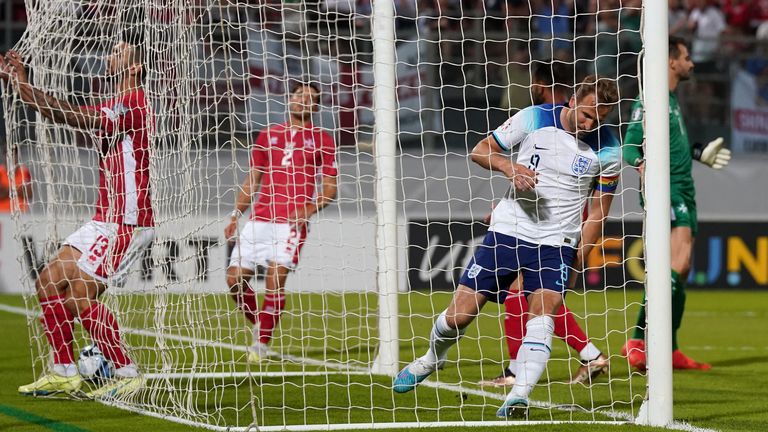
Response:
[571,155,592,175]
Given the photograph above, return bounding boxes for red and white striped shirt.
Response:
[85,89,154,227]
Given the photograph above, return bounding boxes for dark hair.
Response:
[291,81,321,104]
[669,36,688,61]
[532,60,574,95]
[575,74,619,106]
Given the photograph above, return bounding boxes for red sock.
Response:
[257,292,286,345]
[503,292,528,360]
[39,295,75,365]
[553,305,589,353]
[231,283,258,325]
[80,303,131,368]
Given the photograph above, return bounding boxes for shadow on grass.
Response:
[708,355,768,368]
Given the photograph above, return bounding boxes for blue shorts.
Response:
[458,231,576,303]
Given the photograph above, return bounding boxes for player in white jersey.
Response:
[482,62,611,388]
[392,75,620,419]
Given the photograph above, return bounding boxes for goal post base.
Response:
[634,399,673,428]
[635,400,650,425]
[369,351,399,377]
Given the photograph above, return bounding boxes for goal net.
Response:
[2,0,657,430]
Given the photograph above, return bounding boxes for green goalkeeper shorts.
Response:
[670,193,698,236]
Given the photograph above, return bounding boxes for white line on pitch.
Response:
[0,302,374,374]
[685,311,762,318]
[121,326,368,373]
[0,303,33,317]
[145,371,370,379]
[0,302,718,431]
[0,302,608,412]
[687,346,768,351]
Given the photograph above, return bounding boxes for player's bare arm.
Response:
[0,51,101,130]
[574,188,616,278]
[637,161,645,179]
[293,175,338,224]
[471,136,537,191]
[225,169,264,239]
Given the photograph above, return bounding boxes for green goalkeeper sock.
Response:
[671,270,686,351]
[631,292,647,341]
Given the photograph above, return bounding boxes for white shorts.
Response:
[64,220,155,286]
[229,221,308,270]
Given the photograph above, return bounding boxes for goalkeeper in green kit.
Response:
[621,36,731,371]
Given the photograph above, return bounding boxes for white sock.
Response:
[251,340,268,351]
[420,311,465,366]
[115,364,139,378]
[509,315,554,399]
[53,363,77,377]
[251,322,261,343]
[579,342,602,362]
[507,359,518,376]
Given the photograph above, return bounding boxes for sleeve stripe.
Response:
[491,131,510,151]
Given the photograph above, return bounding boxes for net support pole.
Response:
[370,0,399,377]
[637,0,673,426]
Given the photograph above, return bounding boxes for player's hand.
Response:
[3,51,27,84]
[508,163,537,191]
[568,258,584,290]
[289,204,316,225]
[289,204,318,233]
[567,271,578,290]
[694,137,731,169]
[224,219,238,240]
[0,55,14,82]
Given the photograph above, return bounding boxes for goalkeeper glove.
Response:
[692,137,731,169]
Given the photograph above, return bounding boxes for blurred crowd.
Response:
[3,0,767,147]
[252,1,767,102]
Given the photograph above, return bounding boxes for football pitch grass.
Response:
[0,290,766,432]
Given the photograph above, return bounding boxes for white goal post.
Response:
[638,0,673,426]
[1,0,676,430]
[369,0,400,378]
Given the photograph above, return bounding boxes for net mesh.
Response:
[3,0,648,429]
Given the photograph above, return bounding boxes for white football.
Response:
[77,344,114,380]
[78,355,103,377]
